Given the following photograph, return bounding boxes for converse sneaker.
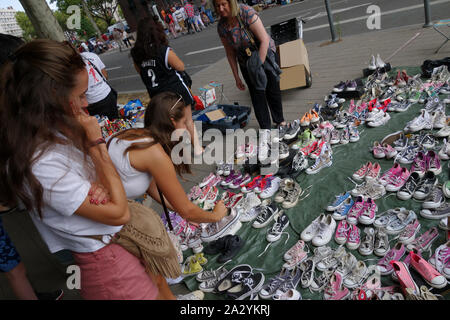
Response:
[410,151,428,178]
[397,172,421,201]
[385,209,417,235]
[377,242,406,275]
[420,201,450,220]
[301,213,326,242]
[398,219,421,245]
[282,182,302,209]
[311,215,337,247]
[359,227,375,256]
[332,197,354,221]
[352,162,372,181]
[344,261,369,289]
[374,228,390,257]
[385,167,410,192]
[422,186,445,209]
[252,202,280,229]
[406,109,433,132]
[259,176,281,199]
[306,146,332,175]
[335,220,351,245]
[413,171,438,200]
[346,224,361,250]
[326,192,352,211]
[266,211,289,242]
[426,150,441,175]
[284,119,301,140]
[358,197,377,225]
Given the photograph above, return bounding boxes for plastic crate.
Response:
[271,18,299,46]
[192,104,252,134]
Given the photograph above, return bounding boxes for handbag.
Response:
[179,70,193,88]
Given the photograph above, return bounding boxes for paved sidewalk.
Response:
[0,23,448,300]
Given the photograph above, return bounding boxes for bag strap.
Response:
[236,13,258,51]
[157,185,174,231]
[84,57,115,92]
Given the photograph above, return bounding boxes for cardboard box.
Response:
[277,39,311,90]
[205,109,226,121]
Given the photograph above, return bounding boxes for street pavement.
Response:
[102,0,450,93]
[0,7,449,299]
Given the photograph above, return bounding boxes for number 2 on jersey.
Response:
[147,69,159,88]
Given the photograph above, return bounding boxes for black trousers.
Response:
[87,88,118,120]
[239,62,284,129]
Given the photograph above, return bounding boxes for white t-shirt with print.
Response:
[81,52,111,104]
[29,142,123,254]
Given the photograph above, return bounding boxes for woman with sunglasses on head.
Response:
[131,17,204,156]
[0,39,164,300]
[106,91,228,299]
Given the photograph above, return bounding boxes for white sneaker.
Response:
[311,215,336,247]
[368,112,390,127]
[406,109,433,132]
[260,177,281,199]
[258,129,271,162]
[438,139,450,160]
[376,54,385,69]
[235,191,261,217]
[431,110,447,129]
[435,125,450,138]
[368,55,377,70]
[301,213,326,242]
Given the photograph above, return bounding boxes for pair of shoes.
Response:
[374,207,416,235]
[216,162,233,176]
[371,141,397,159]
[266,211,290,242]
[300,109,319,126]
[405,109,433,132]
[335,220,361,250]
[333,80,358,92]
[368,54,386,70]
[305,144,332,175]
[283,240,309,269]
[406,226,439,253]
[324,94,345,108]
[352,162,381,181]
[301,214,336,247]
[200,207,242,242]
[291,128,316,150]
[204,234,245,263]
[196,264,229,292]
[274,178,303,209]
[350,179,386,200]
[429,240,450,280]
[215,265,265,300]
[182,253,207,277]
[259,267,302,300]
[346,196,377,225]
[252,201,280,229]
[399,170,438,201]
[323,272,350,300]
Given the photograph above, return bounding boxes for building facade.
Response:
[0,6,23,37]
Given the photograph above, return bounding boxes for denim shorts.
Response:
[0,217,21,273]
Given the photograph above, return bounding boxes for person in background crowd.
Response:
[194,5,206,30]
[0,34,65,301]
[80,49,119,120]
[163,10,178,39]
[113,28,124,52]
[0,39,162,300]
[80,41,89,52]
[122,29,132,48]
[131,17,204,156]
[170,7,182,34]
[202,0,215,23]
[174,6,187,34]
[107,91,228,299]
[184,0,197,33]
[214,0,286,129]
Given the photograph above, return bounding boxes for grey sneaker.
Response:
[420,201,450,220]
[374,228,390,257]
[201,207,242,242]
[359,227,375,256]
[197,266,229,293]
[299,258,316,288]
[306,147,332,174]
[259,267,291,299]
[284,120,301,140]
[282,182,302,209]
[422,186,445,209]
[385,210,417,235]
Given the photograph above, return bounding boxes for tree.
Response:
[51,0,119,27]
[15,11,37,41]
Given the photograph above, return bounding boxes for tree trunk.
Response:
[81,0,102,37]
[19,0,65,41]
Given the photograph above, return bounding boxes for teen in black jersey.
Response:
[131,17,203,155]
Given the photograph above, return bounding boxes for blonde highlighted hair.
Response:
[214,0,240,17]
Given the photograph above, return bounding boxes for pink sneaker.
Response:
[349,99,357,114]
[391,247,420,282]
[429,241,450,280]
[346,196,365,225]
[346,224,361,250]
[358,198,377,225]
[409,251,447,288]
[385,167,410,192]
[377,242,406,275]
[335,220,351,245]
[283,240,309,269]
[188,185,202,201]
[406,226,439,252]
[365,162,381,181]
[398,219,421,244]
[410,151,428,178]
[352,162,372,180]
[324,272,350,300]
[284,240,307,261]
[197,185,212,203]
[383,143,398,159]
[391,260,420,296]
[199,173,216,188]
[356,102,367,115]
[372,141,386,158]
[379,163,403,186]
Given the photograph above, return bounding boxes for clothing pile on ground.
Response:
[171,58,450,300]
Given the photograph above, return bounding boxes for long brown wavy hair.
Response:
[0,39,88,217]
[130,16,168,66]
[107,91,191,176]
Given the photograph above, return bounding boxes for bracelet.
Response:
[88,138,106,148]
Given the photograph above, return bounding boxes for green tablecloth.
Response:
[183,66,449,300]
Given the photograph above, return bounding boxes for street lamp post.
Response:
[324,0,337,42]
[423,0,432,28]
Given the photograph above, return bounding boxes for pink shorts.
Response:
[72,243,159,300]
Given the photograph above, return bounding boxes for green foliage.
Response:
[15,11,37,41]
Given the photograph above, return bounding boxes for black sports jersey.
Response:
[139,45,193,105]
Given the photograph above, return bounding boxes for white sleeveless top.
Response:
[107,136,153,199]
